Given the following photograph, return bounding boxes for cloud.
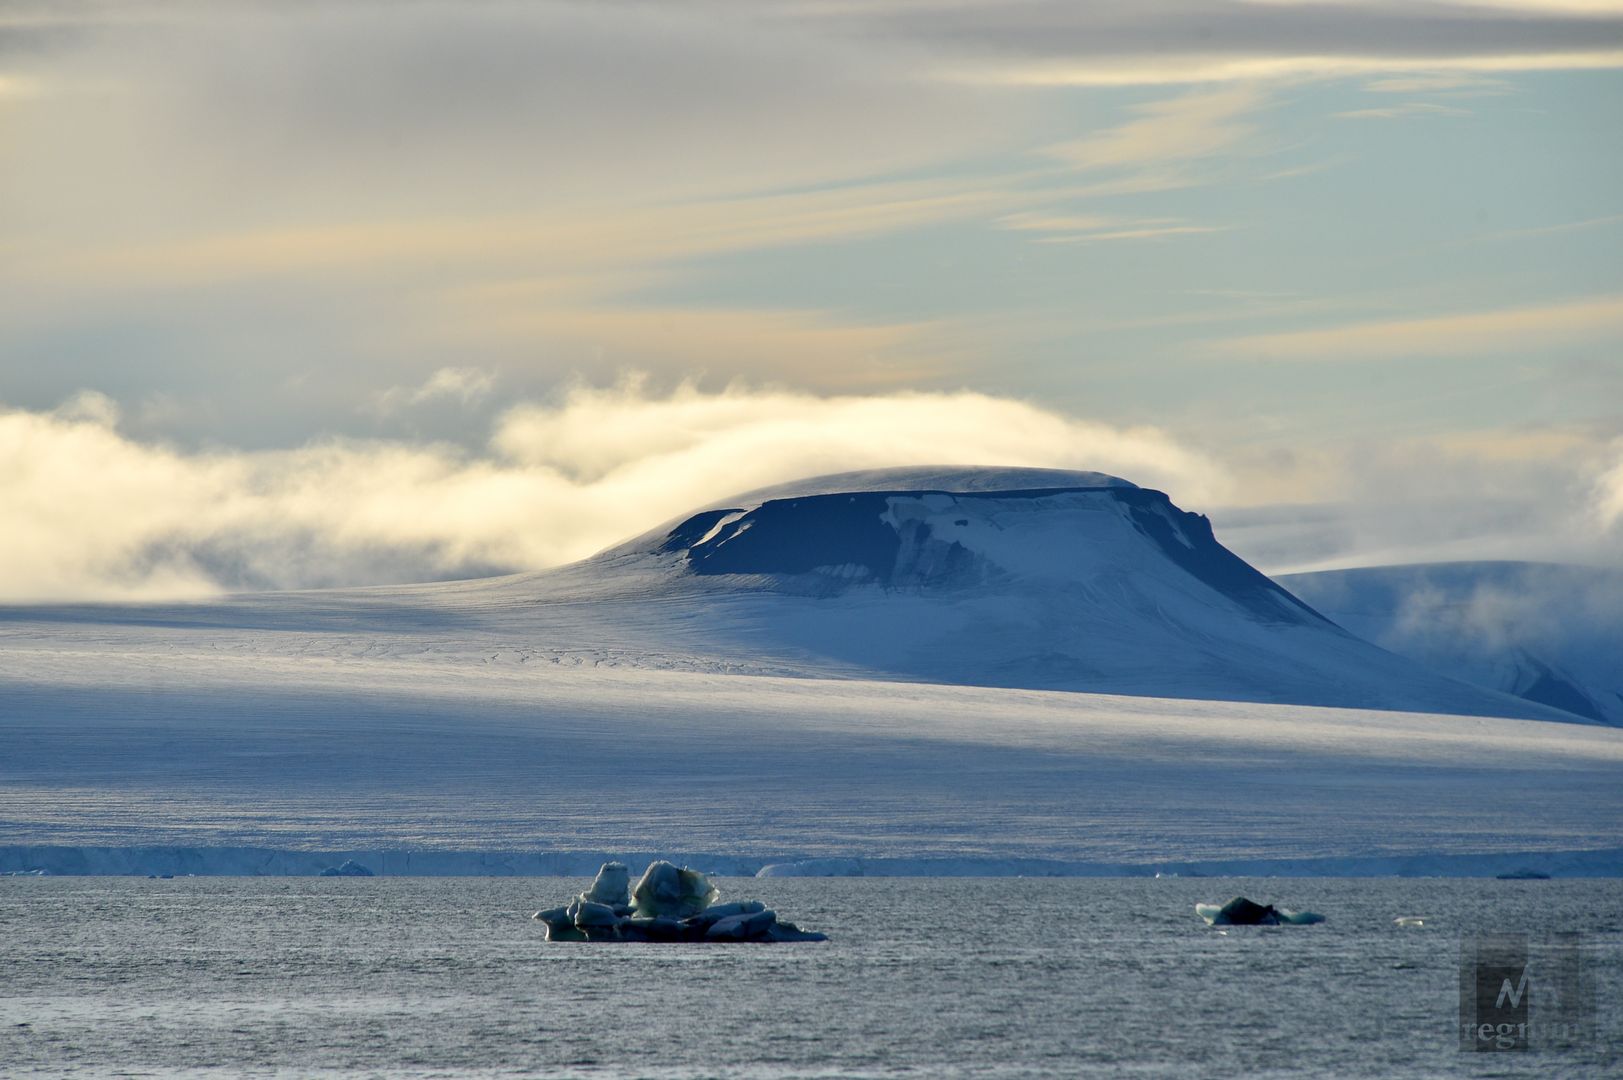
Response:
[0,382,1228,601]
[1032,223,1233,244]
[1207,294,1623,360]
[870,1,1623,85]
[1214,426,1623,574]
[1334,101,1473,119]
[996,212,1233,244]
[369,367,495,416]
[1043,85,1267,171]
[1361,72,1514,94]
[1595,440,1623,531]
[425,305,953,389]
[1483,213,1623,240]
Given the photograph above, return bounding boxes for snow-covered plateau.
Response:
[3,467,1620,877]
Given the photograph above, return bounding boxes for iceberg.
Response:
[1196,896,1324,926]
[319,859,374,877]
[532,861,827,943]
[581,860,630,906]
[631,860,718,918]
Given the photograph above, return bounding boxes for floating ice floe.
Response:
[1196,896,1325,926]
[532,860,828,943]
[319,859,375,877]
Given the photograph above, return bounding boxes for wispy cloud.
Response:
[419,302,955,389]
[1216,423,1623,573]
[368,367,496,417]
[1597,440,1623,532]
[1031,224,1232,244]
[1334,101,1473,120]
[995,212,1231,244]
[1258,157,1342,181]
[1208,294,1623,360]
[1044,85,1268,170]
[1484,213,1623,240]
[1361,72,1514,95]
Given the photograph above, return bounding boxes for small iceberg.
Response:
[319,859,375,877]
[1196,896,1325,926]
[532,860,827,943]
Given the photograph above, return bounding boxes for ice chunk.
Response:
[690,900,766,926]
[581,861,630,907]
[765,920,829,943]
[569,898,621,927]
[756,858,863,877]
[318,859,374,877]
[535,859,825,943]
[532,904,586,941]
[631,860,718,919]
[1196,896,1324,926]
[624,916,692,942]
[1275,908,1325,925]
[705,909,778,941]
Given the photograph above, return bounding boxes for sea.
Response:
[2,876,1618,1078]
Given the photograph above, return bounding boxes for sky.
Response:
[2,0,1622,599]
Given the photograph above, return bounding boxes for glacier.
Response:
[2,467,1620,877]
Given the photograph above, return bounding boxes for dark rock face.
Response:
[666,484,1326,625]
[1114,491,1325,625]
[656,509,742,555]
[684,493,903,581]
[1516,659,1606,724]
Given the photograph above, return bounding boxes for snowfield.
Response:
[3,468,1620,876]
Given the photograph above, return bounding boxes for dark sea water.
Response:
[1,877,1618,1078]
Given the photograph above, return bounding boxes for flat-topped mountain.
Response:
[523,467,1557,717]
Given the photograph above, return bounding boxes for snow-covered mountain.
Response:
[1279,561,1623,727]
[3,467,1619,876]
[527,466,1558,718]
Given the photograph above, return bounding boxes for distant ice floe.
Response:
[1196,897,1325,926]
[532,861,827,943]
[756,858,865,877]
[319,859,375,877]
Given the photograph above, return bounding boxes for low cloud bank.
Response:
[0,382,1225,601]
[1216,433,1623,577]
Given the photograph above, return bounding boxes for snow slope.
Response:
[1279,561,1623,727]
[2,468,1619,874]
